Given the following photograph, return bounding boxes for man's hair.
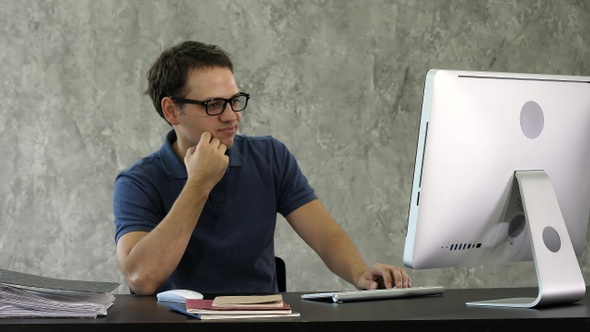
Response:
[145,41,234,122]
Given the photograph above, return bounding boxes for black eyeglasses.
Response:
[169,92,250,116]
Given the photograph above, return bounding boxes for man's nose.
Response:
[219,102,236,121]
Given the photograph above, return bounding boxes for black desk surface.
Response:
[2,287,590,331]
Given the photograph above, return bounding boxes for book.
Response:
[211,294,284,307]
[167,294,300,320]
[0,268,120,294]
[0,268,120,318]
[167,302,300,320]
[186,299,293,315]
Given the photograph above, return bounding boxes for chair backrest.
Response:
[275,256,286,292]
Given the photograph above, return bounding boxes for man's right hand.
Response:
[184,132,229,191]
[117,132,230,295]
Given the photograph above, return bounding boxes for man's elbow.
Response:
[120,259,162,295]
[126,273,161,295]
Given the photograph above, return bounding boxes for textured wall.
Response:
[1,0,589,294]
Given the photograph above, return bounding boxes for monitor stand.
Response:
[467,170,586,308]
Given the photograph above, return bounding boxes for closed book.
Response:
[211,294,284,307]
[186,299,293,315]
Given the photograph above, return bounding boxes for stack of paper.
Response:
[169,294,299,320]
[0,268,120,318]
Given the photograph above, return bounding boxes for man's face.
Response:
[173,67,242,149]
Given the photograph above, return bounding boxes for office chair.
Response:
[275,256,286,292]
[130,256,287,294]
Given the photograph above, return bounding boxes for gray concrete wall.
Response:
[1,0,589,293]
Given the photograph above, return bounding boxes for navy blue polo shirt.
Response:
[113,130,317,294]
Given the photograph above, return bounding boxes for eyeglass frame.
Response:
[168,92,250,116]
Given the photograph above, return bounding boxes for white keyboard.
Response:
[301,286,444,303]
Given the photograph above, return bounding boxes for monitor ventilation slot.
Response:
[447,242,482,251]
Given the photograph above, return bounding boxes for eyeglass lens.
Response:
[207,95,248,115]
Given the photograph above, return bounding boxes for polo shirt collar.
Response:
[159,130,243,179]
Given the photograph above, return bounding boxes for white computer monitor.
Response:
[403,69,590,308]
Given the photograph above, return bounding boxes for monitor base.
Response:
[466,170,586,308]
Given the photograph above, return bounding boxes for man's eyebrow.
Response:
[204,92,241,101]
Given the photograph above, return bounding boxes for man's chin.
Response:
[215,130,236,148]
[222,138,235,149]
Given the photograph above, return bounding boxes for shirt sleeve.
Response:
[112,171,164,243]
[270,137,318,217]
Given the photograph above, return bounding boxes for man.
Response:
[113,41,411,295]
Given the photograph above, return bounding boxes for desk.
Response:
[1,288,590,331]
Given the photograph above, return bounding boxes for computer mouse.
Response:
[156,289,204,303]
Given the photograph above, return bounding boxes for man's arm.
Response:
[116,182,209,295]
[116,132,228,295]
[286,199,411,289]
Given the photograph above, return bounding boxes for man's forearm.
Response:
[317,226,369,287]
[118,182,209,294]
[286,200,369,288]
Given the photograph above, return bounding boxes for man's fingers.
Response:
[199,132,227,152]
[394,268,412,288]
[200,131,213,143]
[185,145,197,157]
[356,275,378,290]
[363,264,412,289]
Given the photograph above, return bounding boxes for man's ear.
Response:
[161,97,180,125]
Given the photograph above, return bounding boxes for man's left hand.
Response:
[355,263,412,290]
